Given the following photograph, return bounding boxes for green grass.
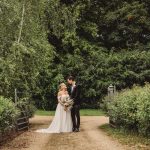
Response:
[35,109,106,116]
[36,110,55,116]
[100,124,150,150]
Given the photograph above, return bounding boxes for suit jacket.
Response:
[68,84,81,105]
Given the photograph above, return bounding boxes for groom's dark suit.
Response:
[68,84,81,130]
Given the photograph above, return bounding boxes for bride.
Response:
[36,83,73,133]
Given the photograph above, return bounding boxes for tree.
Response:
[0,0,150,109]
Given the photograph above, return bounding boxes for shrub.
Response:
[0,96,20,132]
[16,98,37,118]
[136,84,150,136]
[107,83,150,136]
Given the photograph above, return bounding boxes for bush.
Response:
[16,98,37,118]
[107,83,150,136]
[0,96,20,132]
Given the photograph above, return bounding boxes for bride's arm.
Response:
[57,92,64,105]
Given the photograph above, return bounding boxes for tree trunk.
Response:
[17,2,25,43]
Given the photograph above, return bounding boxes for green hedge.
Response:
[107,83,150,136]
[0,96,20,132]
[0,96,36,133]
[17,98,37,118]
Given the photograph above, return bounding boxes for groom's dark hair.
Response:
[67,75,75,81]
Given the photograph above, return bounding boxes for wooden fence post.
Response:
[108,84,116,127]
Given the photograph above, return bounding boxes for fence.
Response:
[15,88,29,131]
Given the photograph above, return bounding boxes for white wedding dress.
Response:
[36,95,73,133]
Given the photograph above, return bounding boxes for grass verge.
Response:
[35,109,106,116]
[100,124,150,150]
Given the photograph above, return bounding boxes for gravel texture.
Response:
[0,116,128,150]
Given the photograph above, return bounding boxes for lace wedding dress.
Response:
[36,94,73,133]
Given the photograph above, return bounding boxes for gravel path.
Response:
[0,116,128,150]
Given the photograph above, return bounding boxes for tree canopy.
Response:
[0,0,150,109]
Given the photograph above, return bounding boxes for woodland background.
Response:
[0,0,150,110]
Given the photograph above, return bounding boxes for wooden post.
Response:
[108,84,115,101]
[108,84,116,127]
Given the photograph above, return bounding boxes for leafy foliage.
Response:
[0,0,54,106]
[0,96,20,132]
[107,84,150,136]
[17,97,36,118]
[0,0,150,109]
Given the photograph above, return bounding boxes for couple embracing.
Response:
[36,76,81,133]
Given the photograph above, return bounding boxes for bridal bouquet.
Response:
[60,96,74,111]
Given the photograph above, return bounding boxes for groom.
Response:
[67,76,81,132]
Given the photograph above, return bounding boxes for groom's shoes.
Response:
[72,128,76,132]
[75,128,79,132]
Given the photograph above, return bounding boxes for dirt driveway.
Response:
[0,116,128,150]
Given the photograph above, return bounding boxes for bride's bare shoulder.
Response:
[58,91,63,96]
[65,91,69,95]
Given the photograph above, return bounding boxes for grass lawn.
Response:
[100,124,150,150]
[35,109,106,116]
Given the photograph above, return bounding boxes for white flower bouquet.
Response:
[59,96,74,111]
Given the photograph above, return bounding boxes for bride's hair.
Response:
[59,83,67,91]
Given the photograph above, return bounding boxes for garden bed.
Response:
[0,128,17,145]
[0,125,29,146]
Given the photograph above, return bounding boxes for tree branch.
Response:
[17,2,25,43]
